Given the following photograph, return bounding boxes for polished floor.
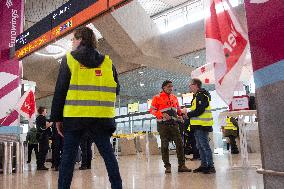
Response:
[0,152,263,189]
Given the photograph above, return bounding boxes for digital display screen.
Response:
[15,0,128,59]
[15,15,52,50]
[51,0,96,28]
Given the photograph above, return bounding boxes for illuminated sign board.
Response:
[15,0,130,59]
[128,102,139,113]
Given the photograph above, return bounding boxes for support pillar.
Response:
[244,1,284,188]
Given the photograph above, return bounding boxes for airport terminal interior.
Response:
[0,0,284,189]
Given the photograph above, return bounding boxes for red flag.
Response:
[17,88,36,119]
[191,62,216,84]
[205,0,249,104]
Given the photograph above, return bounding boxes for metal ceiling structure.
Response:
[22,0,214,106]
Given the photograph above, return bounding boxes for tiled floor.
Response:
[0,152,263,189]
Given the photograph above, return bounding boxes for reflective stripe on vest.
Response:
[224,117,237,130]
[187,125,191,132]
[63,52,117,118]
[190,93,213,127]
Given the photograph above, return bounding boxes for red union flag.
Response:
[205,0,249,104]
[17,88,36,119]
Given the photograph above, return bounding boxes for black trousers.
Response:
[37,135,49,167]
[27,144,38,163]
[184,130,200,158]
[80,133,92,168]
[52,134,64,168]
[228,135,238,152]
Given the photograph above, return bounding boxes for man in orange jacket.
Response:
[150,80,191,174]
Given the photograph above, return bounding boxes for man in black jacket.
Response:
[50,27,122,189]
[183,78,215,174]
[36,106,53,170]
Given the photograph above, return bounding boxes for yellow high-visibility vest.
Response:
[63,52,117,118]
[190,93,213,127]
[224,117,238,130]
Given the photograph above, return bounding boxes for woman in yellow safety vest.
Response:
[50,27,122,189]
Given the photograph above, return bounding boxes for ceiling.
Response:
[22,0,209,106]
[24,0,195,28]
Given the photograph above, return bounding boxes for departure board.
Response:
[15,0,130,59]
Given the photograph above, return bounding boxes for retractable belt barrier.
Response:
[0,141,25,174]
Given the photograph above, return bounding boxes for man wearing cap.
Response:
[150,80,191,173]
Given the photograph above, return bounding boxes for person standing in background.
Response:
[26,126,38,164]
[222,116,239,154]
[51,122,64,171]
[36,106,53,170]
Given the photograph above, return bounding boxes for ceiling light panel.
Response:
[138,0,172,16]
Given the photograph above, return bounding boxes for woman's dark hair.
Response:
[74,26,97,48]
[191,78,202,89]
[37,106,46,114]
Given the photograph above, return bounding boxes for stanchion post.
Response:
[8,142,13,174]
[16,142,20,173]
[3,142,8,175]
[20,142,24,173]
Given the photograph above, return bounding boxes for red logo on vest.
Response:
[95,70,102,76]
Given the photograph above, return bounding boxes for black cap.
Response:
[162,80,172,88]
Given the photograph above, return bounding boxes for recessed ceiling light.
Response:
[177,92,181,95]
[35,44,66,57]
[140,83,145,87]
[195,56,200,59]
[139,71,143,74]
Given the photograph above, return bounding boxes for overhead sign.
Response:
[128,102,139,113]
[15,0,130,59]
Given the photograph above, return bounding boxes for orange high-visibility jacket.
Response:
[149,91,182,122]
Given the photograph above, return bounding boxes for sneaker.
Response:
[202,166,216,174]
[178,165,192,172]
[193,166,206,173]
[37,166,49,170]
[165,166,171,174]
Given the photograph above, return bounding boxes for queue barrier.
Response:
[0,141,25,174]
[112,132,160,156]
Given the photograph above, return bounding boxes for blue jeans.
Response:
[194,129,214,167]
[58,129,122,189]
